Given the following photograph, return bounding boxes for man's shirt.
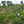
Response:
[18,13,20,16]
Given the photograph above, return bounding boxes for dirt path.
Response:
[0,8,5,13]
[8,20,12,24]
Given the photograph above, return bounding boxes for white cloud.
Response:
[12,0,21,4]
[23,0,24,3]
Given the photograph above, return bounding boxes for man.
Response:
[17,13,20,19]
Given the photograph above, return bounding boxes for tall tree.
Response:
[21,0,23,4]
[1,1,6,6]
[7,1,12,6]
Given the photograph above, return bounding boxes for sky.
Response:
[0,0,24,4]
[8,0,21,4]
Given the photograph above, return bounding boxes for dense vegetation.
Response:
[0,1,24,24]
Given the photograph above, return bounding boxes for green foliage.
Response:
[0,4,24,24]
[0,8,3,11]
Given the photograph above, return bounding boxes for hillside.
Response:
[0,4,24,24]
